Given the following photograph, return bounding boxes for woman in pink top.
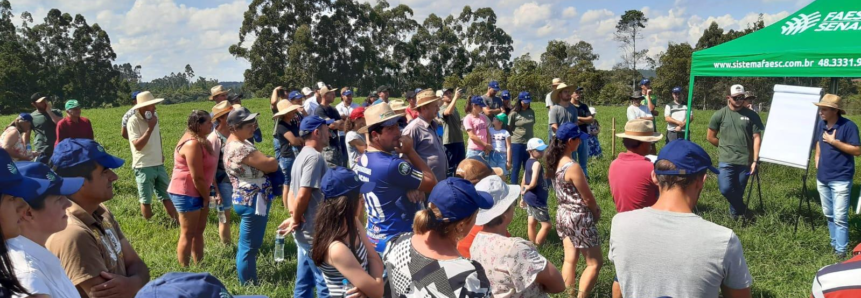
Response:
[463,95,492,159]
[168,110,217,267]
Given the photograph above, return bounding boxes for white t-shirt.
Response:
[7,236,78,298]
[545,92,553,108]
[336,102,359,137]
[345,131,365,169]
[627,105,651,121]
[489,127,510,153]
[665,103,690,131]
[304,96,319,116]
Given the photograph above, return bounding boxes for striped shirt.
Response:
[811,255,861,298]
[321,239,368,297]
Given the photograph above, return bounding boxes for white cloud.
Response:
[512,2,552,27]
[536,23,555,37]
[562,7,578,18]
[581,9,614,24]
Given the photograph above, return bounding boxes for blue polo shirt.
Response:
[353,151,423,253]
[817,116,860,183]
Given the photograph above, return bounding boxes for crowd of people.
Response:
[0,77,855,298]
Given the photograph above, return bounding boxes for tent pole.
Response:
[830,77,839,94]
[684,75,695,140]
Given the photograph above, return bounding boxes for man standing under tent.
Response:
[665,87,692,143]
[707,84,764,220]
[813,94,860,259]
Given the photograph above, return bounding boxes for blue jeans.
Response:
[487,151,508,176]
[816,180,851,254]
[273,138,281,157]
[718,163,750,216]
[444,143,466,178]
[571,137,589,178]
[278,156,295,187]
[295,240,330,298]
[466,149,484,159]
[216,182,234,210]
[510,143,528,184]
[234,199,271,285]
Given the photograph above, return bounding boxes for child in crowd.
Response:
[587,107,603,158]
[520,137,551,246]
[488,113,511,178]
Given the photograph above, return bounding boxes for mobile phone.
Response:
[145,111,153,120]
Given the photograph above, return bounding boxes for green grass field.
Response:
[16,97,859,297]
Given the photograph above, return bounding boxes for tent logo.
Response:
[781,12,821,35]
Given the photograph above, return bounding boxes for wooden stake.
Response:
[611,117,616,157]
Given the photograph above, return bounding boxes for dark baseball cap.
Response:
[226,107,259,126]
[377,85,391,93]
[405,91,417,100]
[518,91,532,104]
[500,90,510,100]
[16,161,84,199]
[17,113,32,122]
[488,81,500,91]
[288,90,303,100]
[428,178,494,222]
[342,89,353,97]
[470,96,486,107]
[556,122,589,142]
[52,139,125,170]
[299,115,335,137]
[0,150,44,201]
[640,78,651,86]
[322,167,363,199]
[672,87,682,94]
[137,272,249,298]
[654,140,719,175]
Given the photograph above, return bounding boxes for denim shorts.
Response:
[527,205,550,222]
[217,182,234,210]
[278,156,295,187]
[169,193,203,213]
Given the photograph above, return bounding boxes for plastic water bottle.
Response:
[342,279,355,297]
[274,231,285,262]
[217,205,226,223]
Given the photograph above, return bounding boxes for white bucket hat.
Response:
[474,175,521,226]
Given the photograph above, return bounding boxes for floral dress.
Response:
[223,140,273,207]
[554,161,599,248]
[470,232,549,298]
[587,120,603,158]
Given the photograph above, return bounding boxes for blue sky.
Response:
[11,0,813,82]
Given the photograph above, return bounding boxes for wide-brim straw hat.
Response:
[358,101,404,134]
[211,101,233,121]
[132,91,164,110]
[209,85,230,100]
[389,100,407,113]
[615,119,663,142]
[415,89,441,108]
[550,83,576,104]
[272,100,301,119]
[814,94,845,114]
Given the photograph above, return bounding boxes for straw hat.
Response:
[272,100,301,119]
[414,89,440,108]
[615,119,663,142]
[389,100,407,114]
[550,82,576,104]
[211,101,233,121]
[132,91,164,110]
[551,78,562,86]
[814,94,845,114]
[358,101,404,134]
[209,85,230,100]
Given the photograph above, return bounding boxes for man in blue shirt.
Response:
[353,103,438,253]
[814,94,861,258]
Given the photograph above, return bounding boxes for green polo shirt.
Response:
[708,107,764,165]
[30,109,63,154]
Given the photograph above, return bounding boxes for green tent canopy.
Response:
[685,0,861,136]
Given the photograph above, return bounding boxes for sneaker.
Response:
[836,251,847,260]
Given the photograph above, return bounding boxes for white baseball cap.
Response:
[301,87,313,96]
[730,84,745,97]
[474,175,521,226]
[436,90,444,98]
[526,138,548,151]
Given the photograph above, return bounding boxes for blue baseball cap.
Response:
[654,140,719,175]
[131,91,141,101]
[470,96,486,107]
[288,90,303,100]
[52,139,125,170]
[555,122,589,142]
[488,81,500,91]
[17,113,32,122]
[639,78,651,86]
[0,150,43,201]
[500,90,510,100]
[342,89,353,97]
[518,91,532,104]
[16,161,84,199]
[137,272,237,298]
[428,178,494,222]
[576,86,584,92]
[322,167,363,199]
[672,87,682,94]
[299,115,335,137]
[414,88,423,94]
